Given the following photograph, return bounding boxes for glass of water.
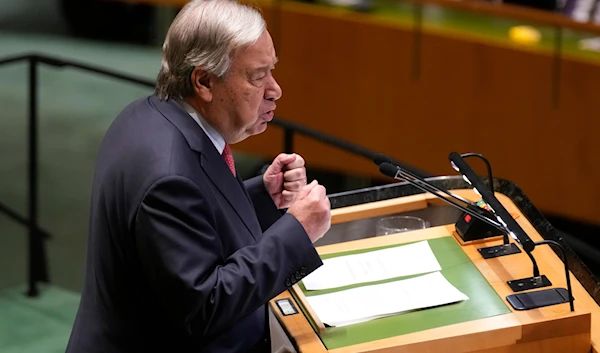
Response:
[375,216,429,236]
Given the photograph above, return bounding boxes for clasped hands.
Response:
[263,153,331,242]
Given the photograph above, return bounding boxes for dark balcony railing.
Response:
[0,53,424,297]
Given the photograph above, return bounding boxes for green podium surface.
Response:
[296,236,511,350]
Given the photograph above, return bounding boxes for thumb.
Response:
[270,153,297,173]
[296,180,318,201]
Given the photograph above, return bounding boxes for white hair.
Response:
[155,0,266,100]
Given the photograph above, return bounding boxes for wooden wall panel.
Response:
[237,3,600,224]
[231,2,600,223]
[108,0,600,223]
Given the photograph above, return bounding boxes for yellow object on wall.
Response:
[508,25,542,45]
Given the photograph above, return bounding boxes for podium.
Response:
[269,177,600,353]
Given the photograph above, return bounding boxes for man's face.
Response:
[206,30,282,144]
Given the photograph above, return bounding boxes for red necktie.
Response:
[222,144,236,177]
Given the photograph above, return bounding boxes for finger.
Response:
[281,190,296,201]
[282,154,304,170]
[296,180,318,200]
[284,180,304,191]
[314,186,328,200]
[279,153,297,165]
[306,184,327,200]
[283,168,306,182]
[269,153,296,174]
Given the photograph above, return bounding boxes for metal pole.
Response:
[273,0,283,53]
[552,26,562,109]
[27,56,49,297]
[284,128,294,154]
[411,3,423,82]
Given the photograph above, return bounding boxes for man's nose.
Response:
[265,75,282,101]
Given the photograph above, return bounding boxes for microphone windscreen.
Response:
[448,152,462,162]
[373,153,393,166]
[379,162,399,178]
[448,152,467,172]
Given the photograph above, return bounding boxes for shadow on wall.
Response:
[0,0,157,45]
[60,0,157,45]
[0,0,67,34]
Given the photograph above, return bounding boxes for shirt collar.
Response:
[177,99,226,154]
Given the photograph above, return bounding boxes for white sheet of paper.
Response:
[302,240,442,291]
[305,271,469,327]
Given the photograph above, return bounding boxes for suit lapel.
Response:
[200,153,261,240]
[236,173,254,205]
[149,95,262,240]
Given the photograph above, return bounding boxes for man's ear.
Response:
[191,67,212,103]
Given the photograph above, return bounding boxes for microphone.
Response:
[375,154,508,247]
[377,154,524,260]
[374,153,479,208]
[377,161,401,176]
[448,152,535,253]
[378,162,507,235]
[448,152,575,312]
[373,153,434,178]
[373,153,395,168]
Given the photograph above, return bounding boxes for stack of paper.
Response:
[302,241,469,327]
[303,240,442,290]
[306,271,469,327]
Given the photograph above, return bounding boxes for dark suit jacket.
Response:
[65,95,323,353]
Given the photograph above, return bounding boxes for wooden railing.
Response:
[104,0,600,35]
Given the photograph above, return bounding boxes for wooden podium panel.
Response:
[269,189,599,353]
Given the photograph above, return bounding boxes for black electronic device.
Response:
[506,288,572,310]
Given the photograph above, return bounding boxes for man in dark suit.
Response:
[65,1,331,352]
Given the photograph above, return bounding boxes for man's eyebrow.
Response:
[252,57,279,72]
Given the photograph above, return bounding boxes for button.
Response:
[300,266,307,276]
[285,279,292,287]
[294,272,302,281]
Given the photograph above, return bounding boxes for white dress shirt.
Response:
[177,99,226,154]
